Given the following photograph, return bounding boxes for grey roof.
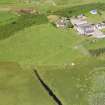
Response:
[79,24,95,33]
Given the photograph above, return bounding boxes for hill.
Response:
[0,0,105,105]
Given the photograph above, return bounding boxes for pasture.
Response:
[0,62,56,105]
[0,0,105,105]
[0,22,87,67]
[38,58,105,105]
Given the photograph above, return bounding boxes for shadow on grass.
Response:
[52,3,105,17]
[0,14,48,40]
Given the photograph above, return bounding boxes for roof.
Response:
[96,23,105,27]
[78,24,95,33]
[90,9,97,14]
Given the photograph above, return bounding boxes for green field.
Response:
[1,57,102,105]
[0,0,105,105]
[38,58,105,105]
[0,62,56,105]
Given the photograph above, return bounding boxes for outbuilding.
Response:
[90,9,97,15]
[96,23,105,30]
[76,24,96,35]
[55,17,73,28]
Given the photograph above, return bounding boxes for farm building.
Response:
[70,15,87,26]
[54,14,105,38]
[92,30,105,38]
[55,17,73,28]
[96,23,105,30]
[90,9,97,15]
[75,24,96,35]
[70,16,96,35]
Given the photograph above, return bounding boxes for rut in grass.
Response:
[33,69,63,105]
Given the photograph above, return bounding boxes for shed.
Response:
[56,17,72,28]
[90,9,97,15]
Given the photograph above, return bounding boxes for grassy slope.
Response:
[0,0,105,105]
[38,58,105,105]
[0,62,56,105]
[0,23,87,67]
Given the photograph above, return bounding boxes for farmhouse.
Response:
[75,24,96,35]
[54,14,105,38]
[92,30,105,38]
[70,16,96,35]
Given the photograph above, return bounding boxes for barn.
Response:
[76,24,96,35]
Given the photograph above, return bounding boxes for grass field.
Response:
[38,58,105,105]
[0,22,87,67]
[0,0,105,105]
[0,62,56,105]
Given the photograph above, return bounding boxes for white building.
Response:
[70,16,96,36]
[75,24,96,35]
[90,9,97,15]
[70,14,105,38]
[93,30,105,38]
[96,23,105,30]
